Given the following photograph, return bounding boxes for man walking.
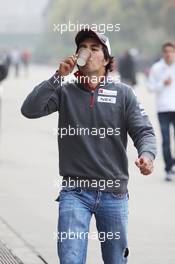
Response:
[21,29,156,264]
[148,42,175,181]
[118,50,137,86]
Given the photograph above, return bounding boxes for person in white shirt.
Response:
[148,42,175,181]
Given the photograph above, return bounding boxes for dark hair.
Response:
[102,45,114,73]
[162,42,175,51]
[76,37,115,73]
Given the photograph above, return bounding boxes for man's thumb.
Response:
[135,157,144,167]
[135,158,140,167]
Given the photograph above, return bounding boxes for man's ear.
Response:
[103,58,109,66]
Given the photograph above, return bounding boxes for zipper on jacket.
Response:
[89,90,95,108]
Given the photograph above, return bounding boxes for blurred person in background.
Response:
[148,42,175,181]
[10,47,21,77]
[21,48,31,77]
[0,50,9,82]
[0,50,9,135]
[118,50,137,87]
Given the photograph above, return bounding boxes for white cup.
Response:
[77,48,91,67]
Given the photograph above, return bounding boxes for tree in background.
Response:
[35,0,175,64]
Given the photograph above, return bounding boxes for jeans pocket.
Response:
[55,187,83,202]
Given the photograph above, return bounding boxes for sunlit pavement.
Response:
[0,65,175,264]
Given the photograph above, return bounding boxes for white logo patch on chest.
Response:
[97,96,116,104]
[98,88,117,96]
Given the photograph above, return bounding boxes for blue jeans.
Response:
[56,187,129,264]
[158,112,175,172]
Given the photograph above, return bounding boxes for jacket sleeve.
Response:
[21,73,62,118]
[148,65,164,92]
[125,86,157,160]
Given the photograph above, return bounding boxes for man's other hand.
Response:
[135,156,154,175]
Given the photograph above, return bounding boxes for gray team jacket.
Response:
[21,72,157,194]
